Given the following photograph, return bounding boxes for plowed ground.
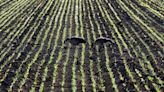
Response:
[0,0,163,92]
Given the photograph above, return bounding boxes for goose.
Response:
[90,37,115,52]
[94,37,115,45]
[64,36,86,46]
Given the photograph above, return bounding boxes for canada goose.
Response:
[90,37,115,52]
[64,36,86,46]
[94,37,115,45]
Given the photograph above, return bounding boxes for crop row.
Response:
[0,0,163,92]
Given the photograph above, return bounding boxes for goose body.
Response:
[64,36,86,45]
[95,37,114,45]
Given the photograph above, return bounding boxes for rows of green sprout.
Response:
[0,0,163,92]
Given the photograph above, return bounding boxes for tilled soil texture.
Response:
[0,0,164,92]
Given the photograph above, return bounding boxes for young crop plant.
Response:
[0,0,163,91]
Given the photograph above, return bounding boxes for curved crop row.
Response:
[0,0,163,91]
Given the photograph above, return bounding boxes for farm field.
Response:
[0,0,164,92]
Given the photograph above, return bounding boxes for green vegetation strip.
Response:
[0,0,40,55]
[29,0,61,91]
[0,3,43,82]
[49,0,69,91]
[60,0,73,92]
[6,0,55,91]
[0,0,163,92]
